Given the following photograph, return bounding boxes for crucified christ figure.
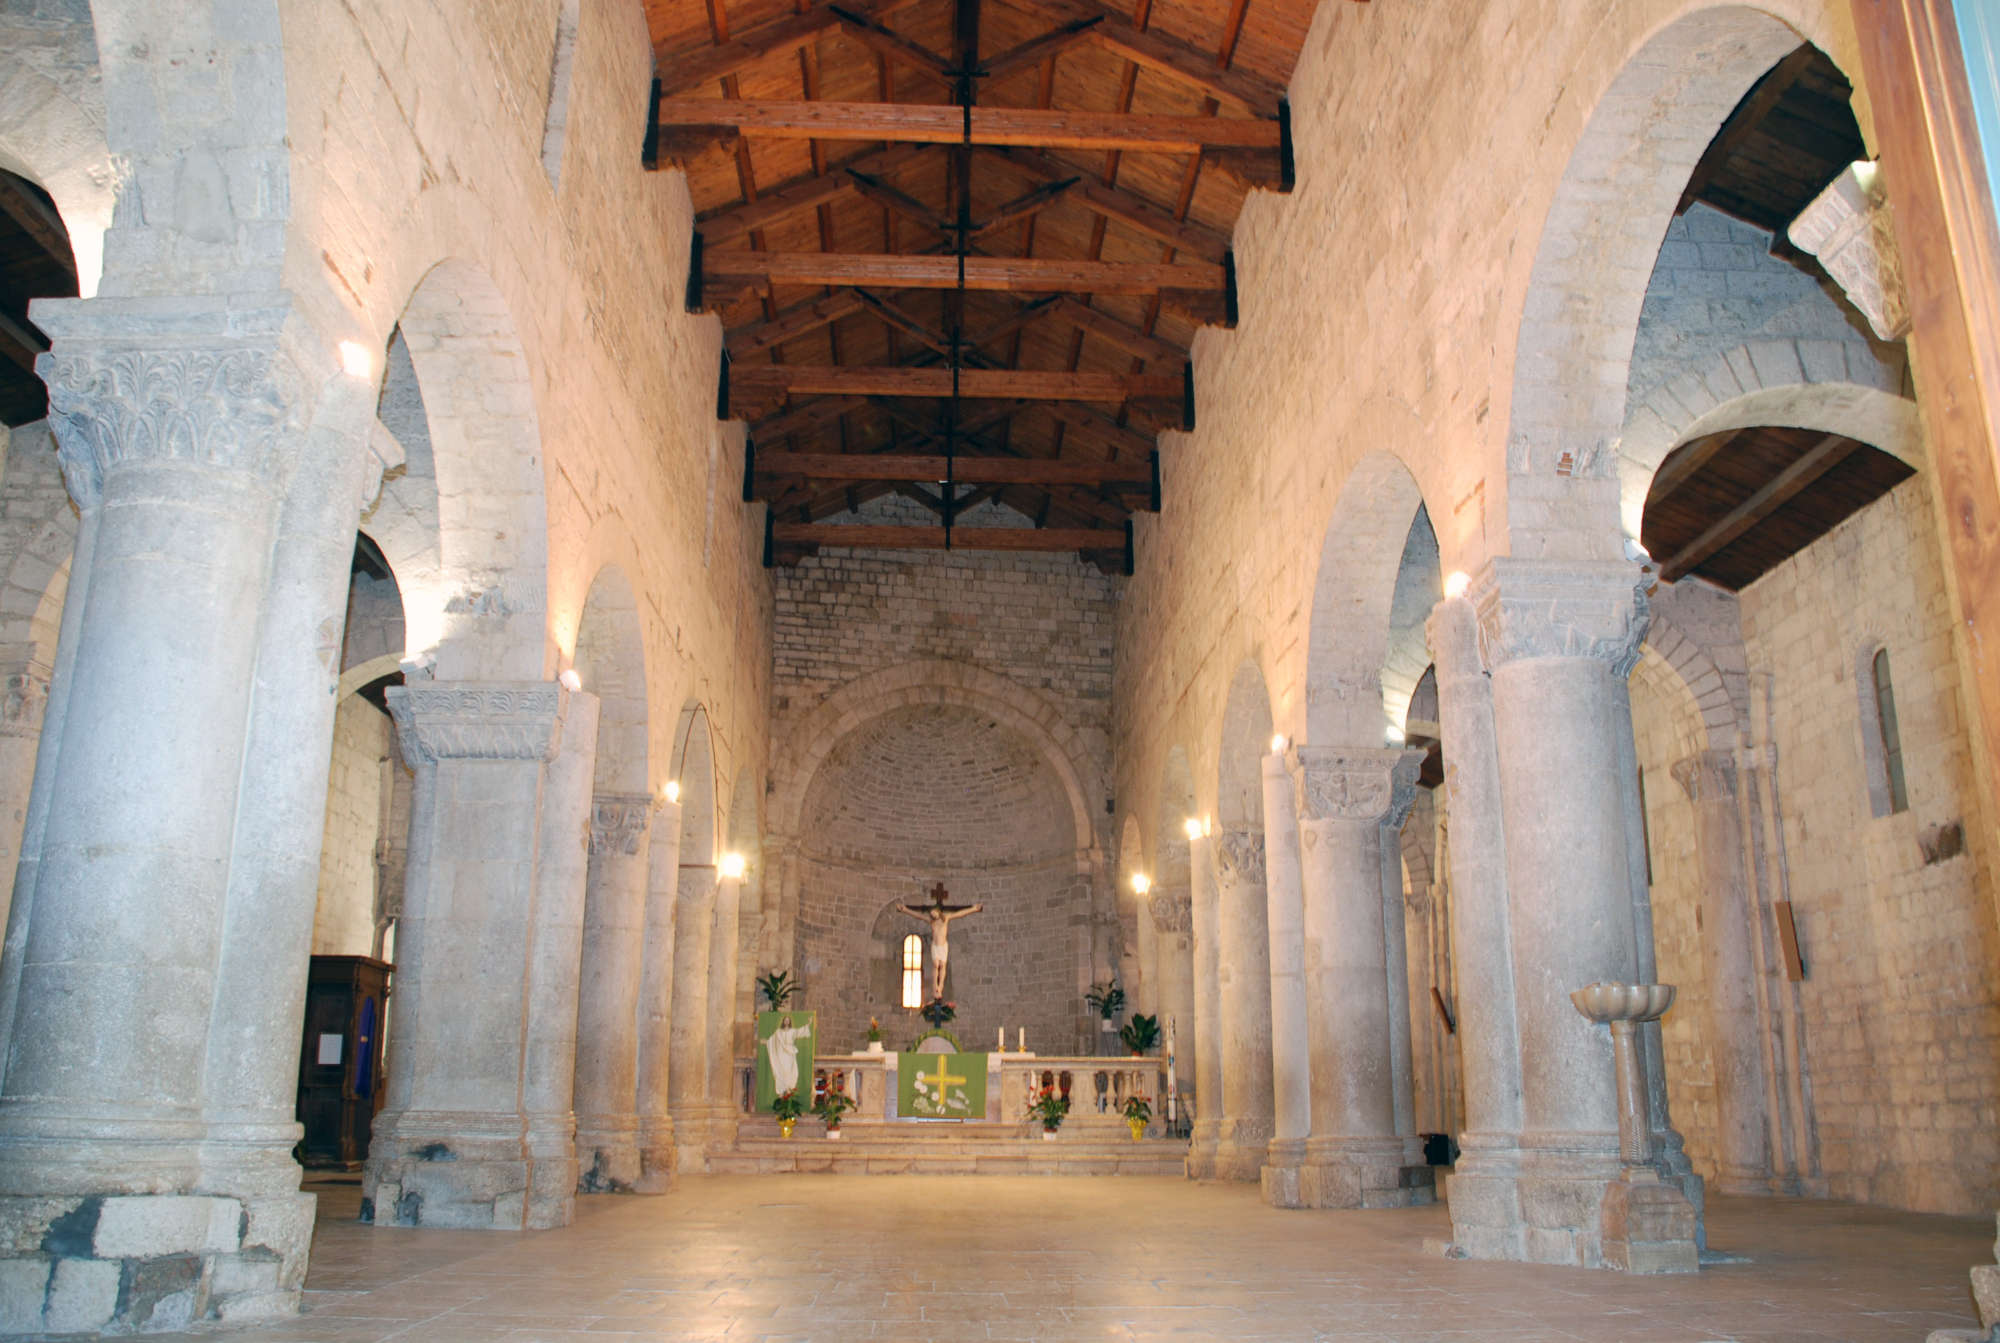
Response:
[898,883,983,1002]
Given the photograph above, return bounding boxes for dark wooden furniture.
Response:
[295,955,392,1169]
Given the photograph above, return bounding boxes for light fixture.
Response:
[1131,872,1151,895]
[558,667,582,691]
[338,340,374,379]
[1270,733,1287,754]
[1443,571,1470,600]
[663,779,681,804]
[1184,817,1204,841]
[719,852,747,880]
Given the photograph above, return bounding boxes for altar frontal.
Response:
[897,1050,988,1119]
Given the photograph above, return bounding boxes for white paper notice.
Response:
[317,1033,343,1066]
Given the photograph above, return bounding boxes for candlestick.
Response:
[1017,1027,1025,1051]
[998,1026,1005,1052]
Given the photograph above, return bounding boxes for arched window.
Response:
[900,934,923,1009]
[1857,643,1910,818]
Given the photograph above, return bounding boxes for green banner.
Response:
[754,1010,817,1111]
[897,1050,987,1119]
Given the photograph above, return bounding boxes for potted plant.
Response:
[1085,981,1125,1034]
[1027,1084,1069,1139]
[1122,1094,1152,1141]
[756,969,797,1011]
[815,1088,855,1139]
[1119,1012,1160,1057]
[919,998,956,1029]
[772,1087,806,1138]
[865,1017,884,1054]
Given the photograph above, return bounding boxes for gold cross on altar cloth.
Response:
[924,1056,967,1097]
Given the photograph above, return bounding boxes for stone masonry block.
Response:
[0,1196,78,1255]
[93,1195,237,1259]
[0,1256,51,1333]
[44,1255,120,1334]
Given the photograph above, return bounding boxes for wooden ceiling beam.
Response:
[971,175,1083,238]
[751,394,870,442]
[753,450,1152,485]
[1037,400,1157,458]
[705,250,1225,293]
[732,363,1183,401]
[993,0,1285,117]
[1645,428,1738,505]
[726,290,869,357]
[845,169,948,231]
[1049,295,1187,365]
[1677,43,1819,214]
[0,177,73,278]
[979,17,1102,82]
[696,143,932,244]
[656,98,1283,153]
[989,147,1230,261]
[655,0,925,94]
[827,5,955,83]
[1657,431,1863,581]
[773,521,1126,550]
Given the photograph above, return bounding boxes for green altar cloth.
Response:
[896,1051,987,1119]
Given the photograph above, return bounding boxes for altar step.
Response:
[713,1118,1189,1176]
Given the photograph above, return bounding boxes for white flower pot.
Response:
[1041,1128,1058,1141]
[866,1041,884,1054]
[827,1129,842,1140]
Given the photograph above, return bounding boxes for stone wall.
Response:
[312,695,388,956]
[1736,478,2000,1213]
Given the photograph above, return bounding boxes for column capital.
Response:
[1468,557,1650,677]
[1149,887,1193,933]
[1213,826,1265,886]
[386,681,568,764]
[1787,160,1910,342]
[0,658,51,739]
[1290,746,1424,827]
[589,792,657,856]
[1670,749,1737,804]
[32,295,311,509]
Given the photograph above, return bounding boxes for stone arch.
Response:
[671,703,717,867]
[384,258,551,683]
[574,564,648,797]
[539,0,582,190]
[1619,355,1921,536]
[0,6,110,296]
[1306,451,1433,748]
[1503,7,1814,552]
[1639,607,1743,752]
[726,762,766,1032]
[1217,660,1273,829]
[770,660,1099,860]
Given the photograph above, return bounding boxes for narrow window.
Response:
[1872,648,1909,814]
[900,934,923,1009]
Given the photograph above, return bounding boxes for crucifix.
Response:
[897,882,983,1002]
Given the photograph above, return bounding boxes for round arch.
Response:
[575,563,648,797]
[1217,660,1274,830]
[1502,7,1815,553]
[0,12,111,296]
[671,703,717,867]
[769,660,1100,860]
[1305,451,1433,748]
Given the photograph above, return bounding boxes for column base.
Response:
[361,1111,573,1230]
[1293,1135,1436,1209]
[634,1116,677,1192]
[1184,1118,1222,1180]
[668,1107,711,1175]
[1600,1171,1699,1274]
[575,1113,642,1193]
[1213,1118,1272,1183]
[1260,1138,1308,1208]
[1445,1136,1642,1267]
[0,1190,314,1335]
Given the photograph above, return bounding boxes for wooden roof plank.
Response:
[1658,431,1863,581]
[705,250,1226,292]
[754,450,1152,483]
[732,363,1184,400]
[656,97,1283,152]
[773,521,1126,549]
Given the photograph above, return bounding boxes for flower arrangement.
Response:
[919,998,957,1028]
[1085,980,1125,1021]
[866,1016,883,1044]
[814,1088,855,1134]
[1122,1094,1153,1124]
[772,1087,807,1138]
[1026,1084,1070,1132]
[756,969,797,1010]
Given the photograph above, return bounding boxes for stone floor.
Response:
[128,1175,1987,1342]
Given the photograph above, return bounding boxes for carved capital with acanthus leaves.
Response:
[387,681,566,764]
[589,792,656,856]
[1787,161,1911,342]
[1670,749,1737,805]
[1212,826,1265,886]
[1290,745,1424,828]
[32,297,309,510]
[1469,557,1650,677]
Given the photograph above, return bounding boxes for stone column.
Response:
[1260,753,1311,1207]
[1471,557,1669,1268]
[0,656,49,939]
[1131,903,1158,1022]
[1382,815,1421,1165]
[1184,831,1223,1178]
[1213,826,1274,1181]
[1427,594,1529,1259]
[634,798,683,1190]
[668,864,717,1170]
[1148,885,1196,1120]
[362,682,599,1231]
[705,867,745,1131]
[1291,746,1430,1209]
[1672,749,1770,1192]
[574,793,656,1192]
[0,307,351,1332]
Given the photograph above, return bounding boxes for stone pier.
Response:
[1185,830,1223,1179]
[668,865,717,1170]
[1212,826,1274,1182]
[635,799,683,1189]
[1260,752,1312,1207]
[574,793,656,1191]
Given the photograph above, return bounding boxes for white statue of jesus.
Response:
[764,1013,811,1096]
[897,883,983,1001]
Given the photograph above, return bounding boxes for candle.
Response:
[1017,1027,1025,1051]
[998,1026,1005,1052]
